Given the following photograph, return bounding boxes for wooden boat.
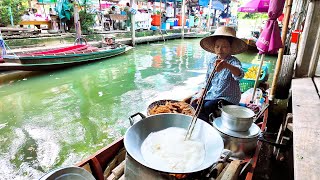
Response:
[184,32,210,39]
[241,38,258,51]
[0,44,133,71]
[76,97,270,180]
[20,44,90,56]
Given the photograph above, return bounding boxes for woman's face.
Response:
[214,39,231,59]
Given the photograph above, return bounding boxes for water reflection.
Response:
[0,39,276,179]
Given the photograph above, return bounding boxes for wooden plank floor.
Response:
[292,77,320,180]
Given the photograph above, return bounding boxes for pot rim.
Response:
[220,105,256,119]
[124,113,224,174]
[212,117,260,138]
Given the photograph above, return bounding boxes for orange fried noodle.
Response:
[149,101,194,116]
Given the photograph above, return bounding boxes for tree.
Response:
[78,0,95,34]
[0,0,27,27]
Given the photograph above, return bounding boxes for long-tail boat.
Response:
[0,43,133,71]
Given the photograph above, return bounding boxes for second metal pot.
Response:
[212,117,261,156]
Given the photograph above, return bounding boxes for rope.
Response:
[0,32,17,57]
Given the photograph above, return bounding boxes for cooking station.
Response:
[75,97,270,180]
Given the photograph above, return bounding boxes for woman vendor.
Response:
[191,26,248,123]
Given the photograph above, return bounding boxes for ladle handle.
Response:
[129,112,146,126]
[185,59,222,140]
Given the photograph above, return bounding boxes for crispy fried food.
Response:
[149,101,195,116]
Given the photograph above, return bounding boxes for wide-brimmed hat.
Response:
[200,26,248,55]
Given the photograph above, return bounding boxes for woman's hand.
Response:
[190,97,200,105]
[214,59,228,72]
[190,89,205,105]
[214,59,241,76]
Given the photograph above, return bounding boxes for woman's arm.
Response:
[215,59,241,76]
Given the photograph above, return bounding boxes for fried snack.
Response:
[149,101,195,116]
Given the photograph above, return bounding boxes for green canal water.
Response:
[0,39,277,179]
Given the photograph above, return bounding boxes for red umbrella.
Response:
[251,0,286,102]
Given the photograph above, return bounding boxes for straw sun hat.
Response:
[200,26,248,55]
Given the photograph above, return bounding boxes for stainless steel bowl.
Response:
[220,105,256,132]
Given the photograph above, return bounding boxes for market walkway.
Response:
[292,77,320,180]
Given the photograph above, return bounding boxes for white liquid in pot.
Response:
[141,127,205,172]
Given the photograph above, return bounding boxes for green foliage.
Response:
[79,10,95,34]
[237,12,268,20]
[0,0,27,27]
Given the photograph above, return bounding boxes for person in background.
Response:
[109,6,116,14]
[49,7,56,16]
[165,3,174,21]
[191,26,248,123]
[21,11,30,21]
[124,3,131,30]
[109,6,117,29]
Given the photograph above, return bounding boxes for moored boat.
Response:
[241,38,258,51]
[184,32,211,39]
[0,44,133,71]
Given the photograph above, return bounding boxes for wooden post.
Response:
[308,25,320,77]
[206,0,212,32]
[181,0,186,38]
[294,1,320,78]
[174,0,176,18]
[8,7,14,27]
[212,9,216,26]
[251,54,265,102]
[28,0,31,9]
[269,0,293,100]
[130,0,135,46]
[160,0,162,28]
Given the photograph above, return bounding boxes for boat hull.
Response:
[184,32,210,38]
[0,46,132,71]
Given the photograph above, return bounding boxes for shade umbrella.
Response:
[208,1,224,28]
[238,0,269,13]
[237,0,269,47]
[252,0,286,102]
[212,1,224,11]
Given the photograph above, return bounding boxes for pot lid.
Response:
[212,117,261,138]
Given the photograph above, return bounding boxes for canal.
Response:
[0,38,277,179]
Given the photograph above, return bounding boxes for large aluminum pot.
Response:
[212,117,261,156]
[124,113,224,174]
[39,166,95,180]
[220,105,256,132]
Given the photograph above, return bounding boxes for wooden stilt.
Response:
[269,0,293,100]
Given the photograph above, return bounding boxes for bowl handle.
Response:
[217,100,224,110]
[128,112,146,126]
